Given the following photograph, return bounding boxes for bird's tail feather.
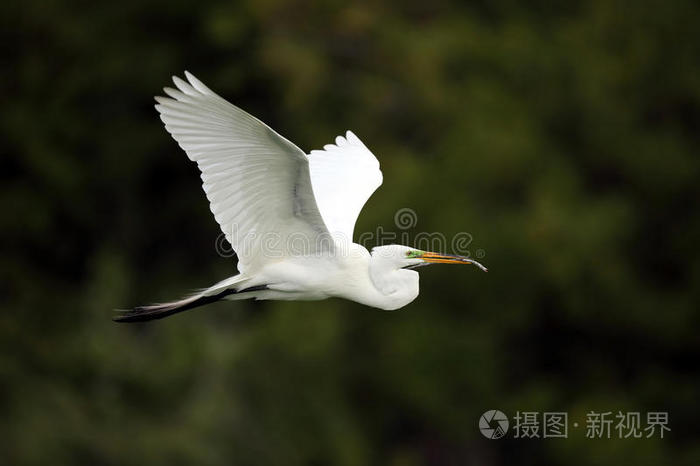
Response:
[114,275,267,323]
[113,291,229,322]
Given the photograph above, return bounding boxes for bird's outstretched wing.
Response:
[307,131,383,242]
[155,72,331,273]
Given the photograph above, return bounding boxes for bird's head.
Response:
[370,245,488,272]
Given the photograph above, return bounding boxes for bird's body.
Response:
[115,72,485,322]
[235,244,420,310]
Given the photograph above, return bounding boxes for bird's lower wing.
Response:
[155,72,331,272]
[307,131,383,243]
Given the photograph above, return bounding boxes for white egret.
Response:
[115,72,486,322]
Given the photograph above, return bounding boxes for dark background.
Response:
[2,0,699,465]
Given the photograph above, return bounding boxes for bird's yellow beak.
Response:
[421,252,488,272]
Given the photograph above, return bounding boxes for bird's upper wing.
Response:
[307,131,383,242]
[155,72,331,273]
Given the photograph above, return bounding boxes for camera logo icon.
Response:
[479,410,509,439]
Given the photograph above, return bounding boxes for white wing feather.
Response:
[154,72,331,273]
[308,131,383,242]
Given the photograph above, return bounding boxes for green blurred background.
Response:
[2,0,699,464]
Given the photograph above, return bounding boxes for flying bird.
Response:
[115,72,486,322]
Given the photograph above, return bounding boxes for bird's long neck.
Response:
[367,255,420,310]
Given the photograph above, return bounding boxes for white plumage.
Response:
[307,130,383,242]
[116,72,485,322]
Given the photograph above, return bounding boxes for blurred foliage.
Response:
[2,0,700,465]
